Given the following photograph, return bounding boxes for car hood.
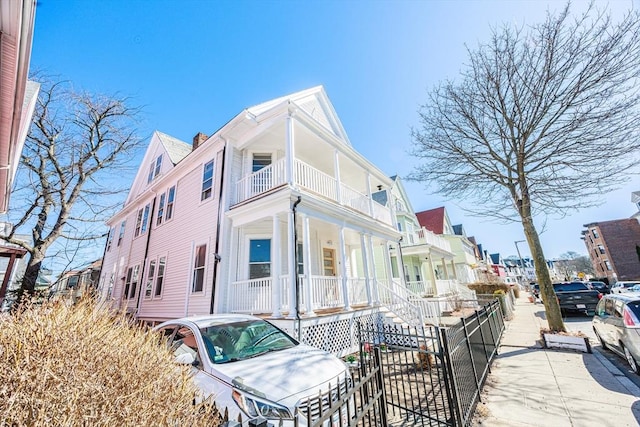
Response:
[209,344,348,404]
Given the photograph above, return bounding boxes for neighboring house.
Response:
[632,190,640,222]
[582,219,640,282]
[415,206,480,285]
[0,222,28,310]
[489,253,507,279]
[99,86,422,341]
[51,259,101,303]
[0,0,39,307]
[387,176,460,297]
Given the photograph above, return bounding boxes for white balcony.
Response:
[402,227,452,253]
[232,158,393,226]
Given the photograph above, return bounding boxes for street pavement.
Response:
[473,295,640,426]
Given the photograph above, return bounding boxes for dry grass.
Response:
[0,298,221,426]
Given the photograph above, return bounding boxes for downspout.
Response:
[135,195,156,315]
[292,196,302,340]
[210,144,226,315]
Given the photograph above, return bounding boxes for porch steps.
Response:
[379,306,418,332]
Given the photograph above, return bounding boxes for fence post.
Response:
[461,316,482,400]
[439,327,462,427]
[372,346,388,425]
[475,309,490,376]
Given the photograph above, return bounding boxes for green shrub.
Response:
[0,298,221,426]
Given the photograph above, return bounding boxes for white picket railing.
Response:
[410,227,452,252]
[347,278,369,306]
[233,158,393,227]
[406,280,436,297]
[308,275,344,310]
[235,159,287,203]
[229,277,273,314]
[436,279,459,296]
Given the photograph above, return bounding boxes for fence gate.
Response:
[358,322,457,426]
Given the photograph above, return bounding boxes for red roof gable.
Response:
[415,207,445,234]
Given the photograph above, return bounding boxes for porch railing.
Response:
[377,280,425,327]
[228,277,273,314]
[403,227,452,253]
[406,280,436,297]
[308,275,344,310]
[235,159,286,203]
[436,279,459,296]
[232,158,393,226]
[346,277,368,306]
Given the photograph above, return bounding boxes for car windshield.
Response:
[624,283,640,288]
[626,300,640,318]
[199,319,297,364]
[553,283,588,292]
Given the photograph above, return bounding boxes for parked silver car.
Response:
[154,314,350,426]
[610,281,640,293]
[592,293,640,373]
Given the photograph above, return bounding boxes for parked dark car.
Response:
[553,282,602,315]
[593,293,640,374]
[587,281,610,294]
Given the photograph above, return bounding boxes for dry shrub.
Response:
[467,282,510,295]
[0,298,221,426]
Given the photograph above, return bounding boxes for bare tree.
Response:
[4,76,144,300]
[409,4,640,331]
[555,251,594,280]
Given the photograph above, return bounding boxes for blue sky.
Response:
[30,0,638,260]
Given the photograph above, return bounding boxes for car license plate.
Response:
[576,304,586,309]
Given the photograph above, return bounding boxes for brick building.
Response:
[582,219,640,283]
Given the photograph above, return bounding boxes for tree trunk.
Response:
[521,210,565,332]
[20,257,42,296]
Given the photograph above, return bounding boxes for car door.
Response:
[600,298,618,349]
[608,300,626,354]
[157,324,231,406]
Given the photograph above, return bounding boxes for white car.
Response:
[611,281,640,293]
[154,314,350,426]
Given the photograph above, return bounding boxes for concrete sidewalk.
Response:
[474,295,640,426]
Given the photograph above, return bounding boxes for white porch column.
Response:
[450,260,457,279]
[338,226,351,311]
[366,172,373,216]
[271,215,282,318]
[367,234,380,305]
[302,213,315,315]
[427,255,437,295]
[334,149,342,204]
[286,210,298,319]
[384,240,394,290]
[360,232,372,305]
[285,114,295,185]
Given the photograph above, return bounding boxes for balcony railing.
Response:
[403,227,452,253]
[232,159,393,226]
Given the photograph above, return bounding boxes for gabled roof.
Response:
[247,86,352,146]
[416,207,446,234]
[156,131,191,165]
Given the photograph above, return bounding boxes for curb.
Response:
[592,347,640,397]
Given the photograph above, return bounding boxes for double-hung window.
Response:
[249,239,271,279]
[117,221,125,246]
[201,160,214,201]
[155,257,166,297]
[147,155,163,183]
[156,193,166,226]
[166,186,176,220]
[106,228,115,251]
[144,260,156,298]
[140,204,150,234]
[192,245,207,292]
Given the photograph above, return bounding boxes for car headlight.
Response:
[232,390,293,420]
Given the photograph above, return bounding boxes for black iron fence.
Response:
[221,298,505,427]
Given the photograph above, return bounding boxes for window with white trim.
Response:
[129,265,140,299]
[144,259,156,299]
[141,204,150,234]
[156,193,165,226]
[155,256,166,297]
[147,155,163,184]
[201,160,214,201]
[166,186,176,220]
[106,228,115,251]
[192,245,207,292]
[134,209,143,237]
[117,221,125,246]
[249,239,271,279]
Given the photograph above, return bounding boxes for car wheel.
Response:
[593,329,607,350]
[622,343,639,374]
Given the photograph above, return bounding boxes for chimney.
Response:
[192,132,208,150]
